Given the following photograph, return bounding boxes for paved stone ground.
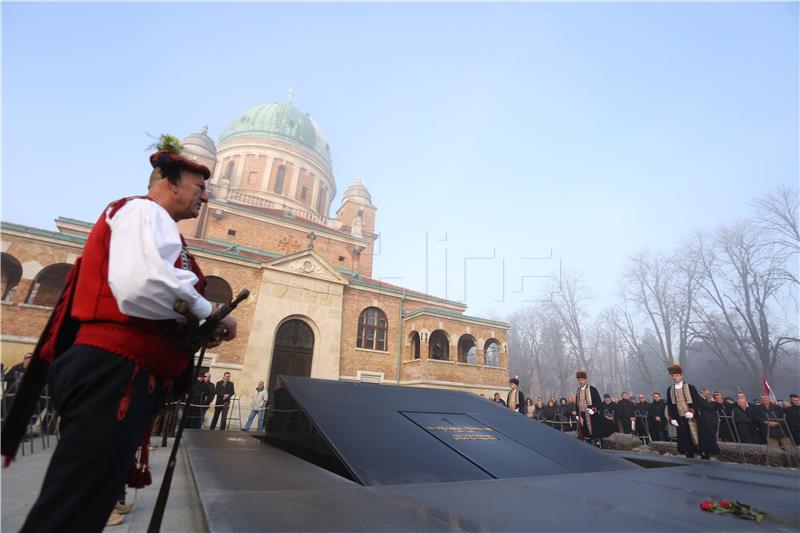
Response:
[1,435,208,532]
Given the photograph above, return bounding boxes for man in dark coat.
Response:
[506,378,525,414]
[3,354,31,397]
[616,392,636,434]
[574,370,615,444]
[665,364,718,459]
[752,393,796,466]
[712,391,733,442]
[601,394,616,424]
[786,394,800,445]
[633,394,650,439]
[648,392,668,442]
[732,397,761,444]
[492,392,507,407]
[210,371,235,430]
[565,396,577,431]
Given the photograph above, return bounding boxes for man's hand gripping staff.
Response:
[174,288,249,353]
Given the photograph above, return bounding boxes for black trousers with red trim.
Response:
[21,345,164,533]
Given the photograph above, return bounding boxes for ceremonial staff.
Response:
[147,288,249,533]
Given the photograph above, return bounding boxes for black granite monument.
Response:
[182,377,800,532]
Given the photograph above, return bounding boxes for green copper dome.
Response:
[219,101,332,165]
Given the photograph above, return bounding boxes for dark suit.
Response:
[210,379,235,430]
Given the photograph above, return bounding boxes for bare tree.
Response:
[753,185,800,250]
[539,306,575,397]
[549,271,592,373]
[508,306,544,395]
[596,307,630,394]
[623,250,698,367]
[610,301,655,391]
[689,223,798,389]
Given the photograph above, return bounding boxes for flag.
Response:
[763,377,777,404]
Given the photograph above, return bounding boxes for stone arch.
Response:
[484,338,501,367]
[204,275,233,304]
[407,331,421,360]
[356,306,388,351]
[268,316,316,395]
[25,263,72,307]
[274,164,286,194]
[428,330,450,361]
[1,253,23,302]
[457,334,477,364]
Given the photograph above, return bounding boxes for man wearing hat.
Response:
[665,364,718,459]
[573,370,615,444]
[507,377,525,414]
[602,393,616,423]
[17,138,238,532]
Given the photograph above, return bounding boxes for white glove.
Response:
[587,408,595,416]
[576,415,580,421]
[684,412,694,419]
[671,419,679,427]
[631,421,636,431]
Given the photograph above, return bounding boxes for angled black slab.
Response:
[271,376,638,485]
[183,431,800,532]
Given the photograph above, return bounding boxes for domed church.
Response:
[1,96,510,401]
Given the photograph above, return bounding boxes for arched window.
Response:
[428,330,449,361]
[1,253,23,302]
[316,185,326,214]
[274,165,286,194]
[458,335,477,364]
[357,307,388,351]
[409,331,420,360]
[204,276,233,304]
[485,339,501,367]
[26,263,72,307]
[224,160,236,180]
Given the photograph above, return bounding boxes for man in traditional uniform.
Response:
[506,378,525,414]
[573,370,615,445]
[17,143,238,532]
[665,364,718,459]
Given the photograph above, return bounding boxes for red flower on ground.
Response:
[700,501,713,511]
[719,500,731,508]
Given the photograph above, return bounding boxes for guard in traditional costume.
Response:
[10,138,238,532]
[665,364,718,459]
[506,377,525,414]
[574,370,615,445]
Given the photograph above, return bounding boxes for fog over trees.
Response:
[508,185,799,400]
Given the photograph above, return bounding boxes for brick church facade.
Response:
[1,98,510,397]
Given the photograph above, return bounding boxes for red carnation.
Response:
[700,501,713,511]
[720,500,731,508]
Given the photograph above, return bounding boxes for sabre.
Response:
[147,288,249,533]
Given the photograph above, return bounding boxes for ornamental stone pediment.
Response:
[264,249,349,285]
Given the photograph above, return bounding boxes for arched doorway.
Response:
[268,319,314,394]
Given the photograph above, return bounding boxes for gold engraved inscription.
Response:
[426,425,493,433]
[452,434,497,441]
[426,425,497,441]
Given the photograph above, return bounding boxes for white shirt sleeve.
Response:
[107,198,213,320]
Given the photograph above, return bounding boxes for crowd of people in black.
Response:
[485,371,800,458]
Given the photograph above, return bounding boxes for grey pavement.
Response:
[1,435,208,533]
